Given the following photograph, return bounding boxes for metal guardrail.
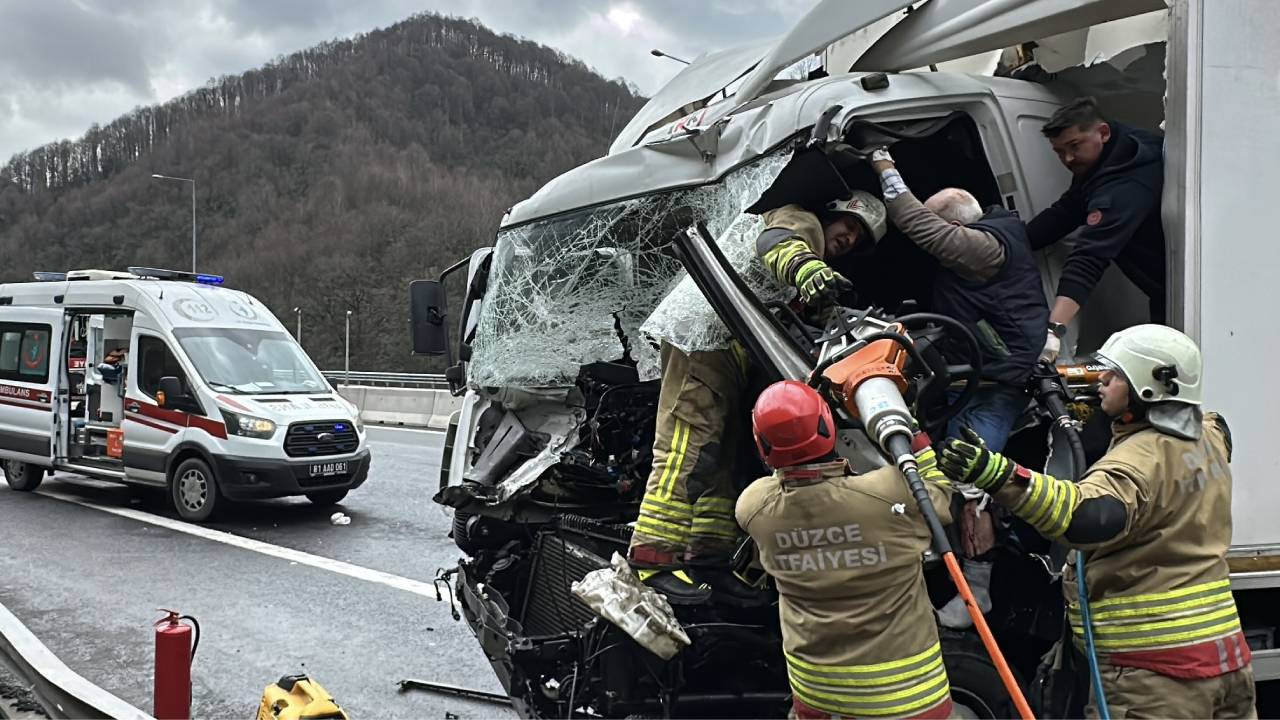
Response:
[321,371,449,389]
[0,602,152,719]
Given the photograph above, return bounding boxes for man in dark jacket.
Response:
[872,147,1049,628]
[1028,97,1166,361]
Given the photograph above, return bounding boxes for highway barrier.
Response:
[0,600,152,719]
[335,384,460,430]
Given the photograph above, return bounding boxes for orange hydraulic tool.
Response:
[817,328,1036,720]
[1057,362,1108,389]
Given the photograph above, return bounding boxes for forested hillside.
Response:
[0,13,644,371]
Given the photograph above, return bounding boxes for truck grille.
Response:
[521,533,609,637]
[284,420,358,458]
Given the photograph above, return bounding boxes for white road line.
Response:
[35,488,447,602]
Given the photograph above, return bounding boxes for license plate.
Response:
[309,461,348,478]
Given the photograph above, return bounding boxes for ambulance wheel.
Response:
[943,632,1021,719]
[171,457,222,522]
[305,489,348,506]
[3,460,43,492]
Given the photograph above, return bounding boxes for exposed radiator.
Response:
[520,532,611,637]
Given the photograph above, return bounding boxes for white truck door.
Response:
[122,330,190,485]
[0,308,63,466]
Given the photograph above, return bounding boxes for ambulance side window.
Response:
[137,336,191,399]
[0,323,51,383]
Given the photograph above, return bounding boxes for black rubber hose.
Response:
[1035,371,1087,481]
[885,433,952,555]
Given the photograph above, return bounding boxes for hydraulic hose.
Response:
[885,432,1036,720]
[1033,368,1109,720]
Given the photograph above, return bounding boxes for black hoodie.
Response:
[1027,123,1166,322]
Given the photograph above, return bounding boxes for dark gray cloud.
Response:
[0,1,150,92]
[0,0,815,160]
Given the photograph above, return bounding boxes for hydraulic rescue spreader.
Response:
[816,324,1037,720]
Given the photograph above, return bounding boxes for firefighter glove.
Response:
[795,261,853,305]
[914,445,951,488]
[939,426,1016,493]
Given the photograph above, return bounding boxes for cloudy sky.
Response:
[0,0,816,161]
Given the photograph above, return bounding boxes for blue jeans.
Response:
[945,384,1029,452]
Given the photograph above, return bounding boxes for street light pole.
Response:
[151,174,197,272]
[344,310,352,385]
[293,307,302,344]
[650,48,691,65]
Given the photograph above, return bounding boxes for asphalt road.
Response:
[0,427,514,720]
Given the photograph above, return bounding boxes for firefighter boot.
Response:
[937,560,993,629]
[692,566,771,608]
[637,568,713,605]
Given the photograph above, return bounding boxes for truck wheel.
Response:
[943,632,1022,719]
[3,460,43,492]
[305,489,349,506]
[170,457,222,522]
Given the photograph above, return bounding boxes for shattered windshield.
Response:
[469,148,793,387]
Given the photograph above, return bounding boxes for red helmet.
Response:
[752,381,836,469]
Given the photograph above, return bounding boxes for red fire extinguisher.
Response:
[154,609,200,720]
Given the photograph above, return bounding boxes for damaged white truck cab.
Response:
[415,1,1280,717]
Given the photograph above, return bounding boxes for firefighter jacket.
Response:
[736,459,956,718]
[756,204,829,290]
[991,414,1250,678]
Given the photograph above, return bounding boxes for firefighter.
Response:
[1028,97,1167,358]
[737,380,957,720]
[938,324,1256,718]
[627,194,887,604]
[756,191,887,309]
[869,147,1048,628]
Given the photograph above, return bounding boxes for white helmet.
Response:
[826,190,887,245]
[1095,324,1202,406]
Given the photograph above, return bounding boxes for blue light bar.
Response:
[195,274,224,285]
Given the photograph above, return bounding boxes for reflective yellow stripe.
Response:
[640,500,692,522]
[635,518,688,544]
[1020,473,1053,522]
[793,681,952,718]
[657,419,689,498]
[1047,481,1078,537]
[1088,605,1241,636]
[1091,618,1242,651]
[691,518,740,539]
[787,656,944,688]
[790,671,950,717]
[1067,580,1243,651]
[977,456,1006,488]
[1088,579,1232,611]
[785,643,940,674]
[693,496,735,510]
[1072,594,1235,623]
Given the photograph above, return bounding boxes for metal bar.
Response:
[0,601,153,719]
[397,678,512,706]
[321,371,450,389]
[1251,648,1280,682]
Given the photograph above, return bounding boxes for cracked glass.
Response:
[469,148,793,387]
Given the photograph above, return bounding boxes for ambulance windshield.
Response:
[174,328,326,394]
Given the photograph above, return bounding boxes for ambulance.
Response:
[0,267,369,521]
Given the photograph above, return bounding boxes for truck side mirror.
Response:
[158,376,185,407]
[409,280,449,356]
